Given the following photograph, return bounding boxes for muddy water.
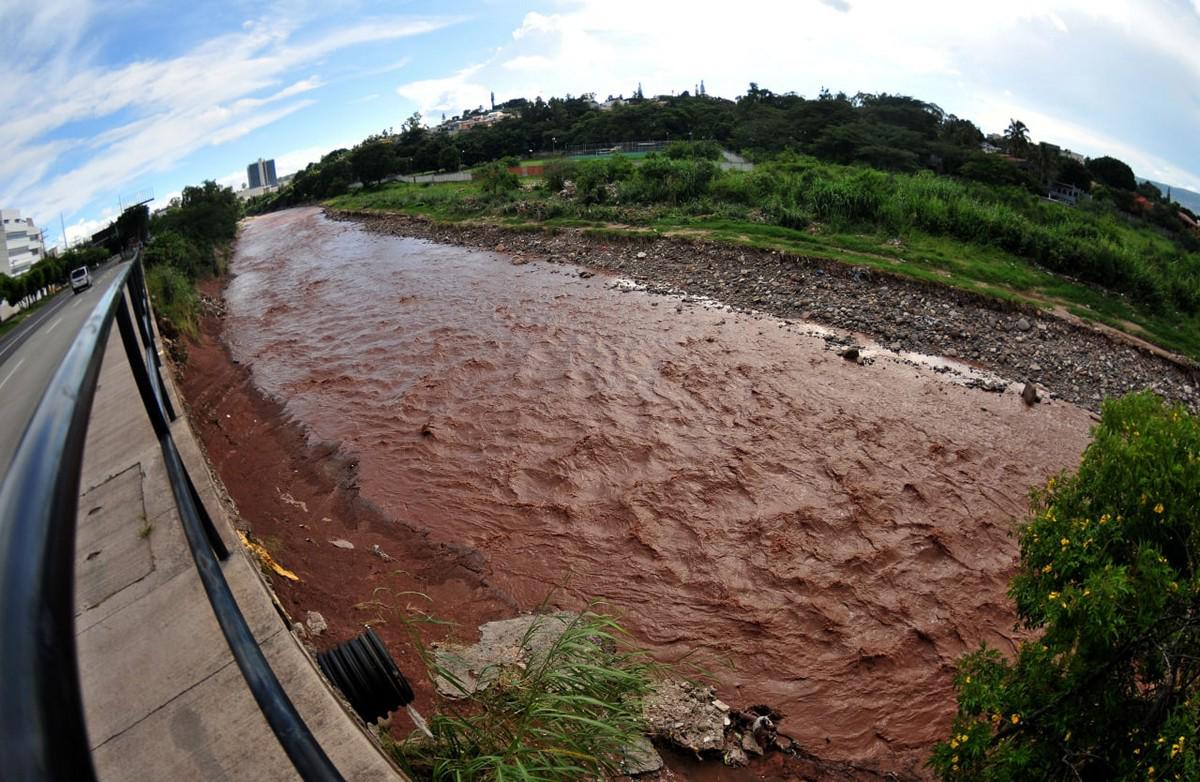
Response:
[225,207,1093,777]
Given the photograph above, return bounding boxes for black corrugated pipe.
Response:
[317,627,425,733]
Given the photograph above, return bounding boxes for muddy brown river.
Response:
[218,207,1093,778]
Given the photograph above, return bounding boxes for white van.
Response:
[69,267,92,294]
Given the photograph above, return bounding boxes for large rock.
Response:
[431,612,577,697]
[619,735,664,776]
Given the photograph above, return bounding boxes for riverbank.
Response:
[331,208,1198,414]
[178,276,522,713]
[182,207,1102,779]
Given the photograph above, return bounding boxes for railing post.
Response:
[115,280,340,780]
[115,293,229,560]
[128,258,177,421]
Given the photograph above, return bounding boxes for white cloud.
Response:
[3,11,457,238]
[397,63,492,117]
[503,55,553,72]
[400,0,1198,188]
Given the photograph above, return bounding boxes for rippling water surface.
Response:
[226,207,1093,775]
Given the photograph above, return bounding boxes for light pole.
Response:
[552,136,557,154]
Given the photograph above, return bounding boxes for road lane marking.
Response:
[0,357,26,393]
[45,316,63,335]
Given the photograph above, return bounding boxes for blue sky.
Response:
[2,0,1199,248]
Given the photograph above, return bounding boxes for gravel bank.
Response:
[331,209,1199,413]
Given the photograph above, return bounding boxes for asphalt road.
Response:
[0,262,129,477]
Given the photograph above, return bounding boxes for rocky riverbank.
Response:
[331,209,1199,413]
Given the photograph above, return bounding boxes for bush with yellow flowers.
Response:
[930,391,1200,781]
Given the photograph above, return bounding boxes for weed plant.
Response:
[393,607,658,781]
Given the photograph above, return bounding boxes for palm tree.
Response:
[1004,119,1030,156]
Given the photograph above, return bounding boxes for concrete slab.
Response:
[90,630,398,782]
[75,464,152,613]
[78,551,285,747]
[75,316,404,780]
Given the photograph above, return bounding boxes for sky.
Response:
[2,0,1199,249]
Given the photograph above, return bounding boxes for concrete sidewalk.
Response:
[72,300,404,780]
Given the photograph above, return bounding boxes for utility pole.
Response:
[60,212,67,251]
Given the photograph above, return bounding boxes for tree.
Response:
[1003,119,1030,156]
[475,161,519,195]
[959,152,1038,191]
[930,392,1200,781]
[1087,156,1137,192]
[1137,181,1164,203]
[1057,158,1091,190]
[143,230,207,278]
[349,141,396,186]
[438,146,462,172]
[115,204,150,246]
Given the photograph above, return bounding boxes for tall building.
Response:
[246,158,278,189]
[1,209,46,277]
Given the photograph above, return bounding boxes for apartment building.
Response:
[1,209,46,277]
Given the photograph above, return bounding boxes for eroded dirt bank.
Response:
[182,207,1096,779]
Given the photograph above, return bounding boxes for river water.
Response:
[223,207,1093,776]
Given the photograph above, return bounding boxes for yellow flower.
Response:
[959,734,969,743]
[1010,714,1020,725]
[965,675,971,684]
[1060,537,1070,546]
[1048,591,1060,601]
[1042,563,1053,574]
[950,738,958,749]
[1154,502,1164,514]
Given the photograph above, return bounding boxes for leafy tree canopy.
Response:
[931,392,1200,781]
[1088,156,1138,192]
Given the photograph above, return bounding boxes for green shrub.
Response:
[394,609,657,781]
[542,159,576,192]
[573,160,618,204]
[930,392,1200,781]
[476,162,519,196]
[145,264,199,340]
[664,140,722,161]
[144,230,209,278]
[623,157,717,204]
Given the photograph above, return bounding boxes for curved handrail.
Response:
[0,254,343,781]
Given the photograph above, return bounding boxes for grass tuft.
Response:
[392,606,658,781]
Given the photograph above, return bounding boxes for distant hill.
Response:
[1141,179,1200,213]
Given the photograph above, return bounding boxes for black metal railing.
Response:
[0,252,343,781]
